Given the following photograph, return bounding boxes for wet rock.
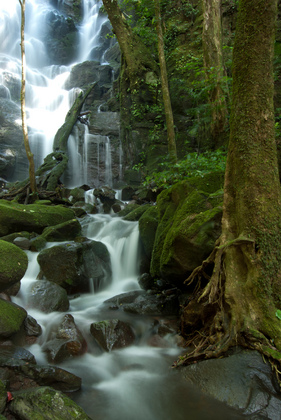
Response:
[13,236,31,250]
[37,239,112,294]
[93,186,116,213]
[90,319,135,351]
[23,315,42,342]
[8,386,91,420]
[104,290,180,316]
[0,298,27,338]
[43,314,87,363]
[0,240,28,292]
[27,280,69,313]
[0,343,36,365]
[180,348,281,418]
[121,186,136,201]
[123,204,152,222]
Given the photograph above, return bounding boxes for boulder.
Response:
[0,298,27,338]
[0,200,76,237]
[180,348,281,418]
[27,281,69,313]
[90,319,135,352]
[37,239,111,294]
[8,386,91,419]
[123,203,152,222]
[41,219,81,242]
[43,314,87,363]
[150,173,224,284]
[0,240,28,292]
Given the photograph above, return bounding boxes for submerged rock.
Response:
[8,386,91,420]
[90,319,135,351]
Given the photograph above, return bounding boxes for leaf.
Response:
[275,309,281,320]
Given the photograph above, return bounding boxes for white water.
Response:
[0,0,113,186]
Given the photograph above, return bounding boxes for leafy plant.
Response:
[142,148,227,189]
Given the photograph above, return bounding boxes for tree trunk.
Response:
[19,0,37,194]
[202,0,227,146]
[154,0,177,163]
[180,0,281,368]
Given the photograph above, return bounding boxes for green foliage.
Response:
[141,148,227,189]
[276,309,281,320]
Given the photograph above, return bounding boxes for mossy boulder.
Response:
[0,298,27,338]
[0,240,28,291]
[37,240,112,294]
[41,219,81,242]
[150,172,224,283]
[9,386,91,420]
[123,203,152,221]
[0,200,76,237]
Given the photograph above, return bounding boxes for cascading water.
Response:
[0,0,115,187]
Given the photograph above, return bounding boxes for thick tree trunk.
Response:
[202,0,227,146]
[19,0,37,194]
[154,0,177,163]
[180,0,281,367]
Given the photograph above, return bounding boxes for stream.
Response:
[12,212,243,420]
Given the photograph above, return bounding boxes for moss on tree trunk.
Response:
[179,0,281,372]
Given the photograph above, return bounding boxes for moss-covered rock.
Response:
[138,206,159,259]
[0,379,6,413]
[0,240,28,291]
[123,203,152,221]
[9,386,91,420]
[150,173,224,283]
[0,200,76,237]
[37,240,112,294]
[0,298,27,338]
[41,219,81,242]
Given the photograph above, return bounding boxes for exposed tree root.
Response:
[175,236,281,384]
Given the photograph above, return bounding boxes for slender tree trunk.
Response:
[154,0,177,163]
[202,0,227,146]
[180,0,281,366]
[19,0,37,194]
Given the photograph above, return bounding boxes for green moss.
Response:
[0,240,28,290]
[0,200,76,236]
[139,206,159,258]
[0,298,27,338]
[123,204,152,221]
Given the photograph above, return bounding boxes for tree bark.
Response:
[19,0,37,194]
[202,0,227,146]
[154,0,177,163]
[180,0,281,367]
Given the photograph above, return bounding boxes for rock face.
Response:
[37,239,112,293]
[180,348,281,418]
[0,240,28,292]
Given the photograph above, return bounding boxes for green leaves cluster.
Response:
[142,148,227,189]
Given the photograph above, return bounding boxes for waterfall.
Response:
[0,0,116,187]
